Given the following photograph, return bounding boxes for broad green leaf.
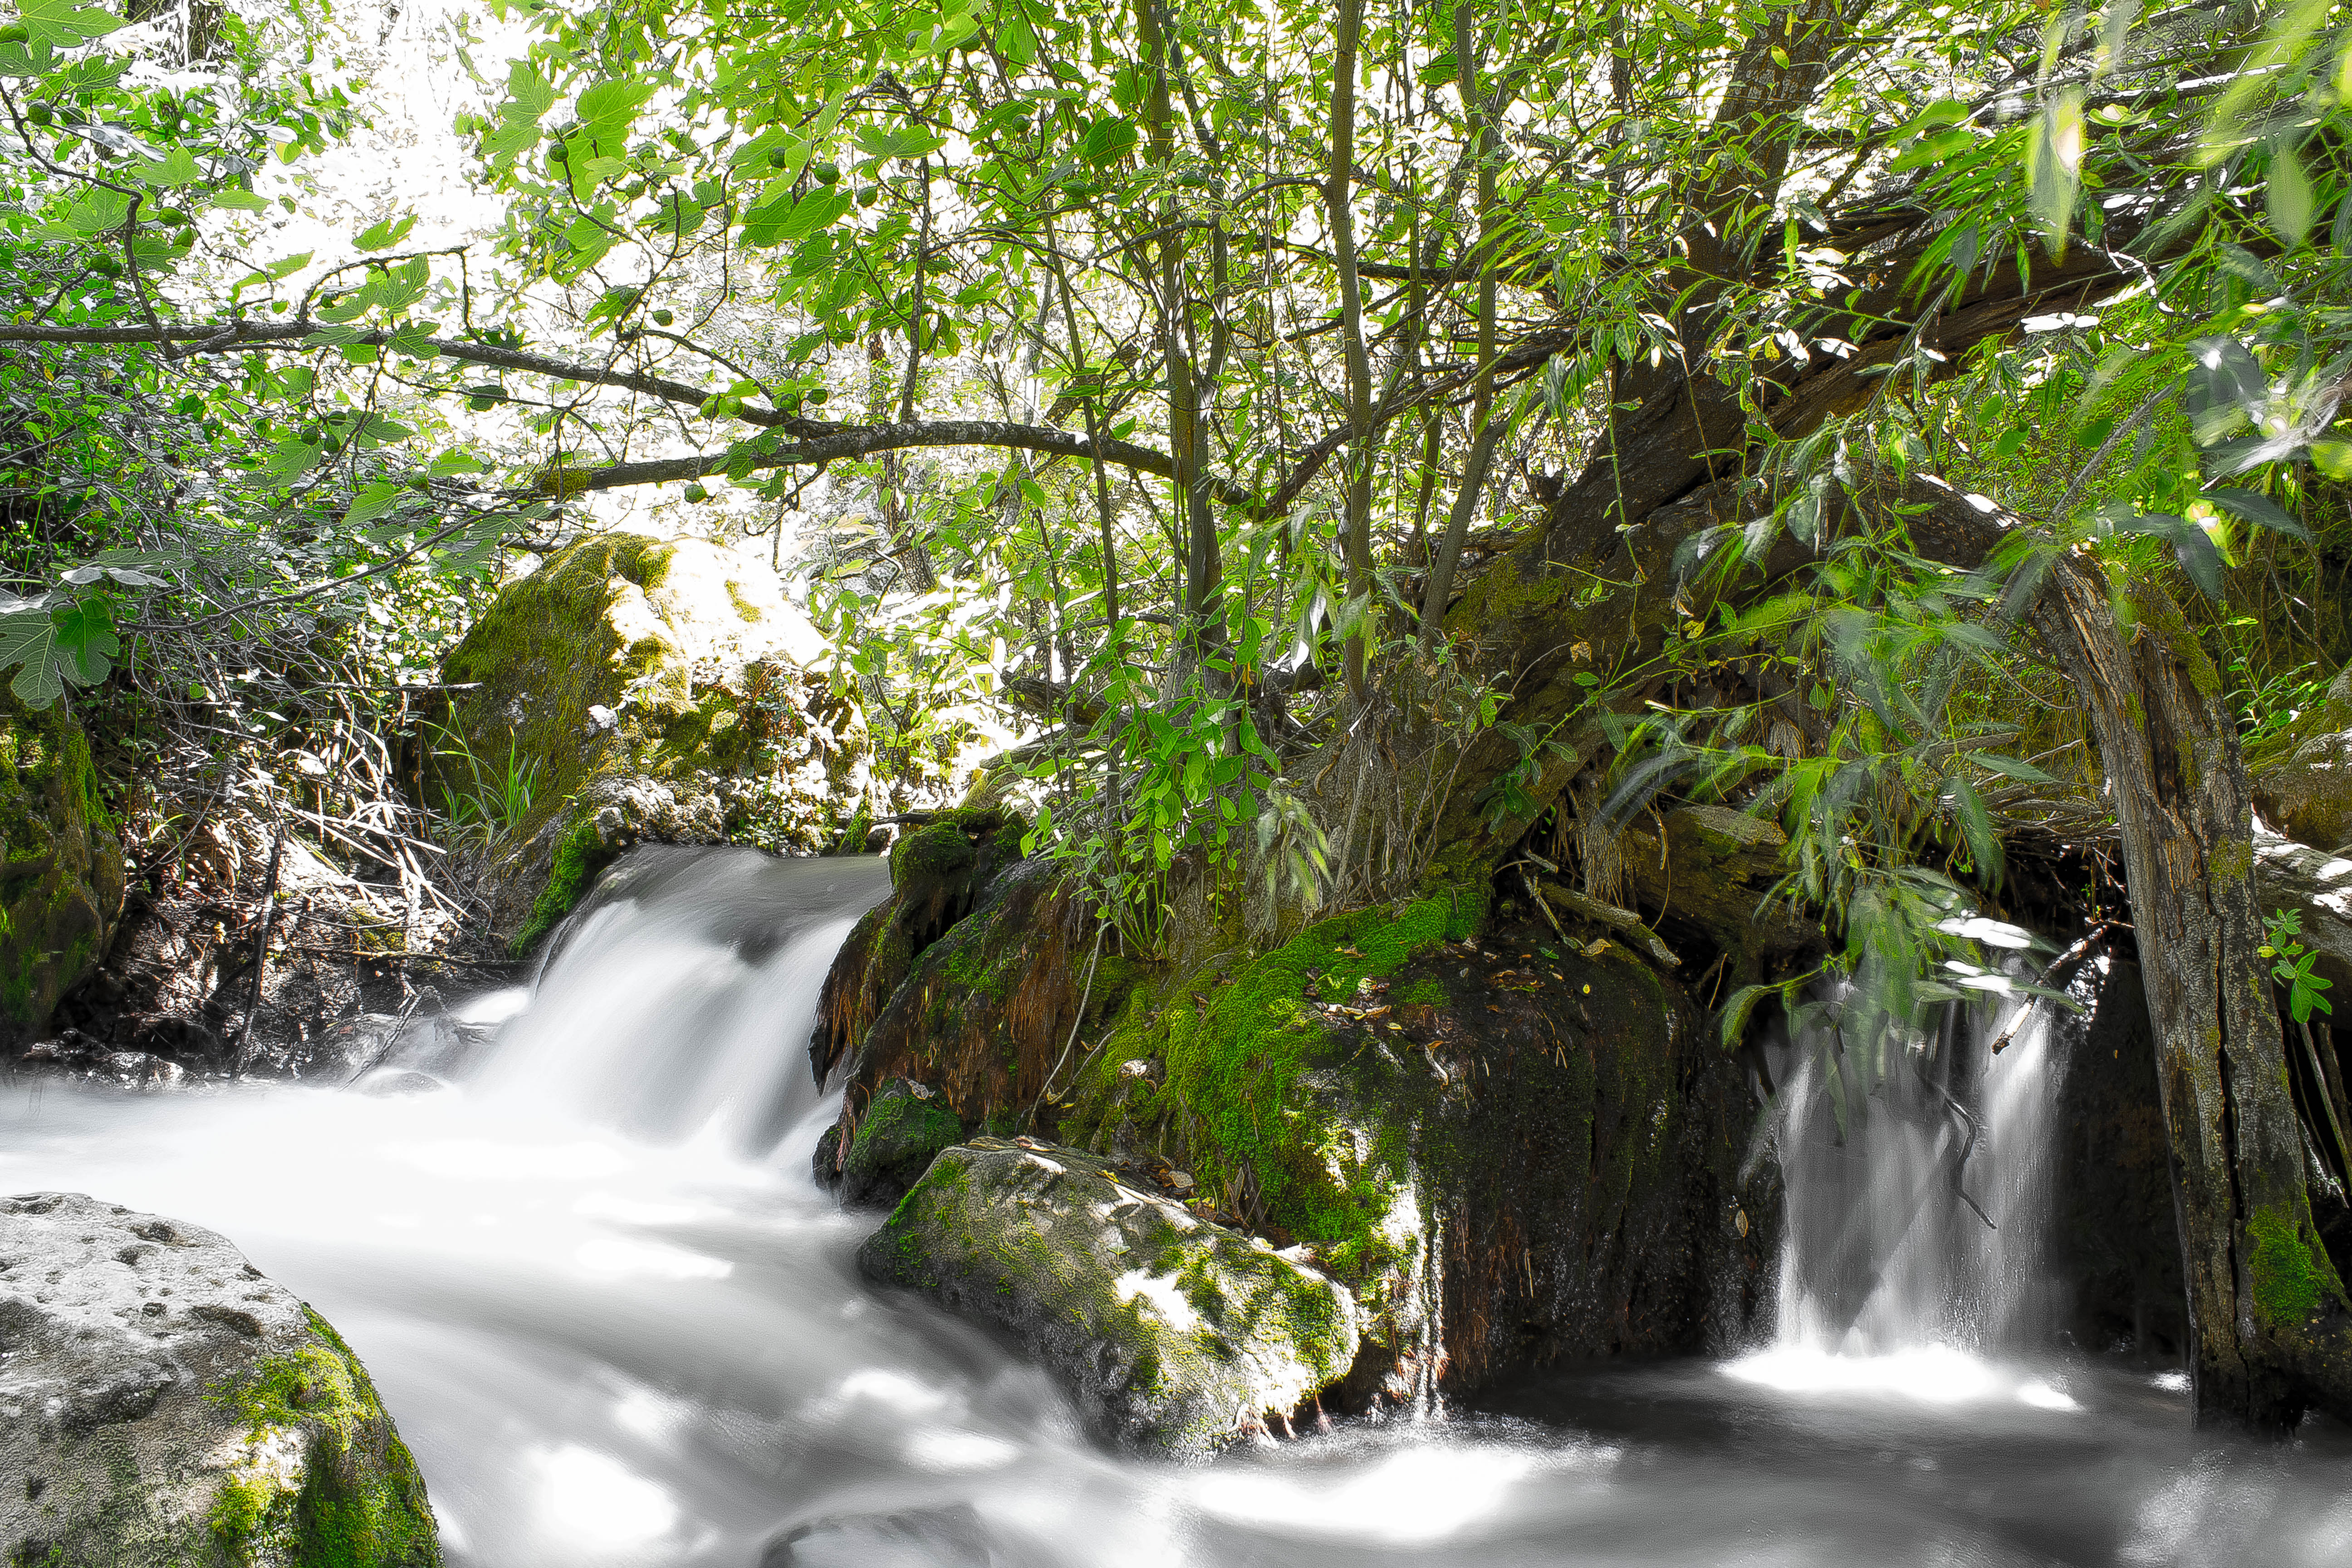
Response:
[999,8,1038,64]
[130,147,203,187]
[41,186,129,237]
[575,80,652,149]
[0,612,63,706]
[505,60,558,121]
[345,480,405,525]
[49,600,116,684]
[18,0,123,48]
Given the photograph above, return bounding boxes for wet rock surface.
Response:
[859,1138,1359,1459]
[0,1192,439,1567]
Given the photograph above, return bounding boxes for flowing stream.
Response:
[4,848,2349,1566]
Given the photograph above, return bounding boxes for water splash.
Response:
[1747,970,2082,1393]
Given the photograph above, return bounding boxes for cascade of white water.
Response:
[1765,976,2077,1358]
[470,846,890,1153]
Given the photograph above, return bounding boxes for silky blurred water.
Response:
[3,850,2346,1567]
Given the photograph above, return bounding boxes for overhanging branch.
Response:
[0,320,1249,502]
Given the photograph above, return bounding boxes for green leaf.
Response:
[355,215,416,252]
[2109,511,2225,600]
[345,480,405,525]
[18,0,125,48]
[1963,751,2057,786]
[740,188,849,247]
[1890,126,1974,172]
[999,8,1038,64]
[2025,87,2085,257]
[505,60,558,121]
[575,79,652,150]
[41,186,129,237]
[49,598,116,684]
[1717,983,1771,1050]
[2312,441,2352,480]
[130,147,204,187]
[1944,773,2001,882]
[2268,134,2314,247]
[0,611,61,706]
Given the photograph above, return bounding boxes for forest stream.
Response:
[5,849,2347,1568]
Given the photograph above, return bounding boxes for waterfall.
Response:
[1752,965,2089,1372]
[470,846,890,1154]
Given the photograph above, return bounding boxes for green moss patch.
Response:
[207,1309,439,1567]
[509,816,610,956]
[1068,896,1474,1284]
[847,1084,964,1182]
[2247,1205,2345,1329]
[0,692,122,1038]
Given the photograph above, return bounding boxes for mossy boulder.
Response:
[436,534,870,951]
[809,815,1137,1195]
[0,693,123,1049]
[859,1138,1358,1458]
[2251,666,2352,853]
[823,1077,965,1207]
[814,807,1033,1083]
[0,1192,438,1566]
[813,863,1772,1406]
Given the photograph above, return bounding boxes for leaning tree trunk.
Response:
[2033,564,2352,1423]
[1903,487,2352,1424]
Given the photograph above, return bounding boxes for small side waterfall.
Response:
[472,846,890,1154]
[1760,970,2086,1363]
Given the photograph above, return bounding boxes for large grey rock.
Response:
[858,1139,1358,1459]
[0,1192,439,1566]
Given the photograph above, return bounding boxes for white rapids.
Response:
[4,851,2347,1567]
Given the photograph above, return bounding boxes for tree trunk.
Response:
[1906,488,2352,1425]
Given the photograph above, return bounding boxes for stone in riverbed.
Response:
[817,1076,966,1209]
[858,1139,1358,1460]
[0,1192,439,1567]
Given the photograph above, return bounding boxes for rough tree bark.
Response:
[1906,488,2352,1425]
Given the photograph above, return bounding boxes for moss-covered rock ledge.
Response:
[860,1138,1358,1458]
[0,1192,439,1567]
